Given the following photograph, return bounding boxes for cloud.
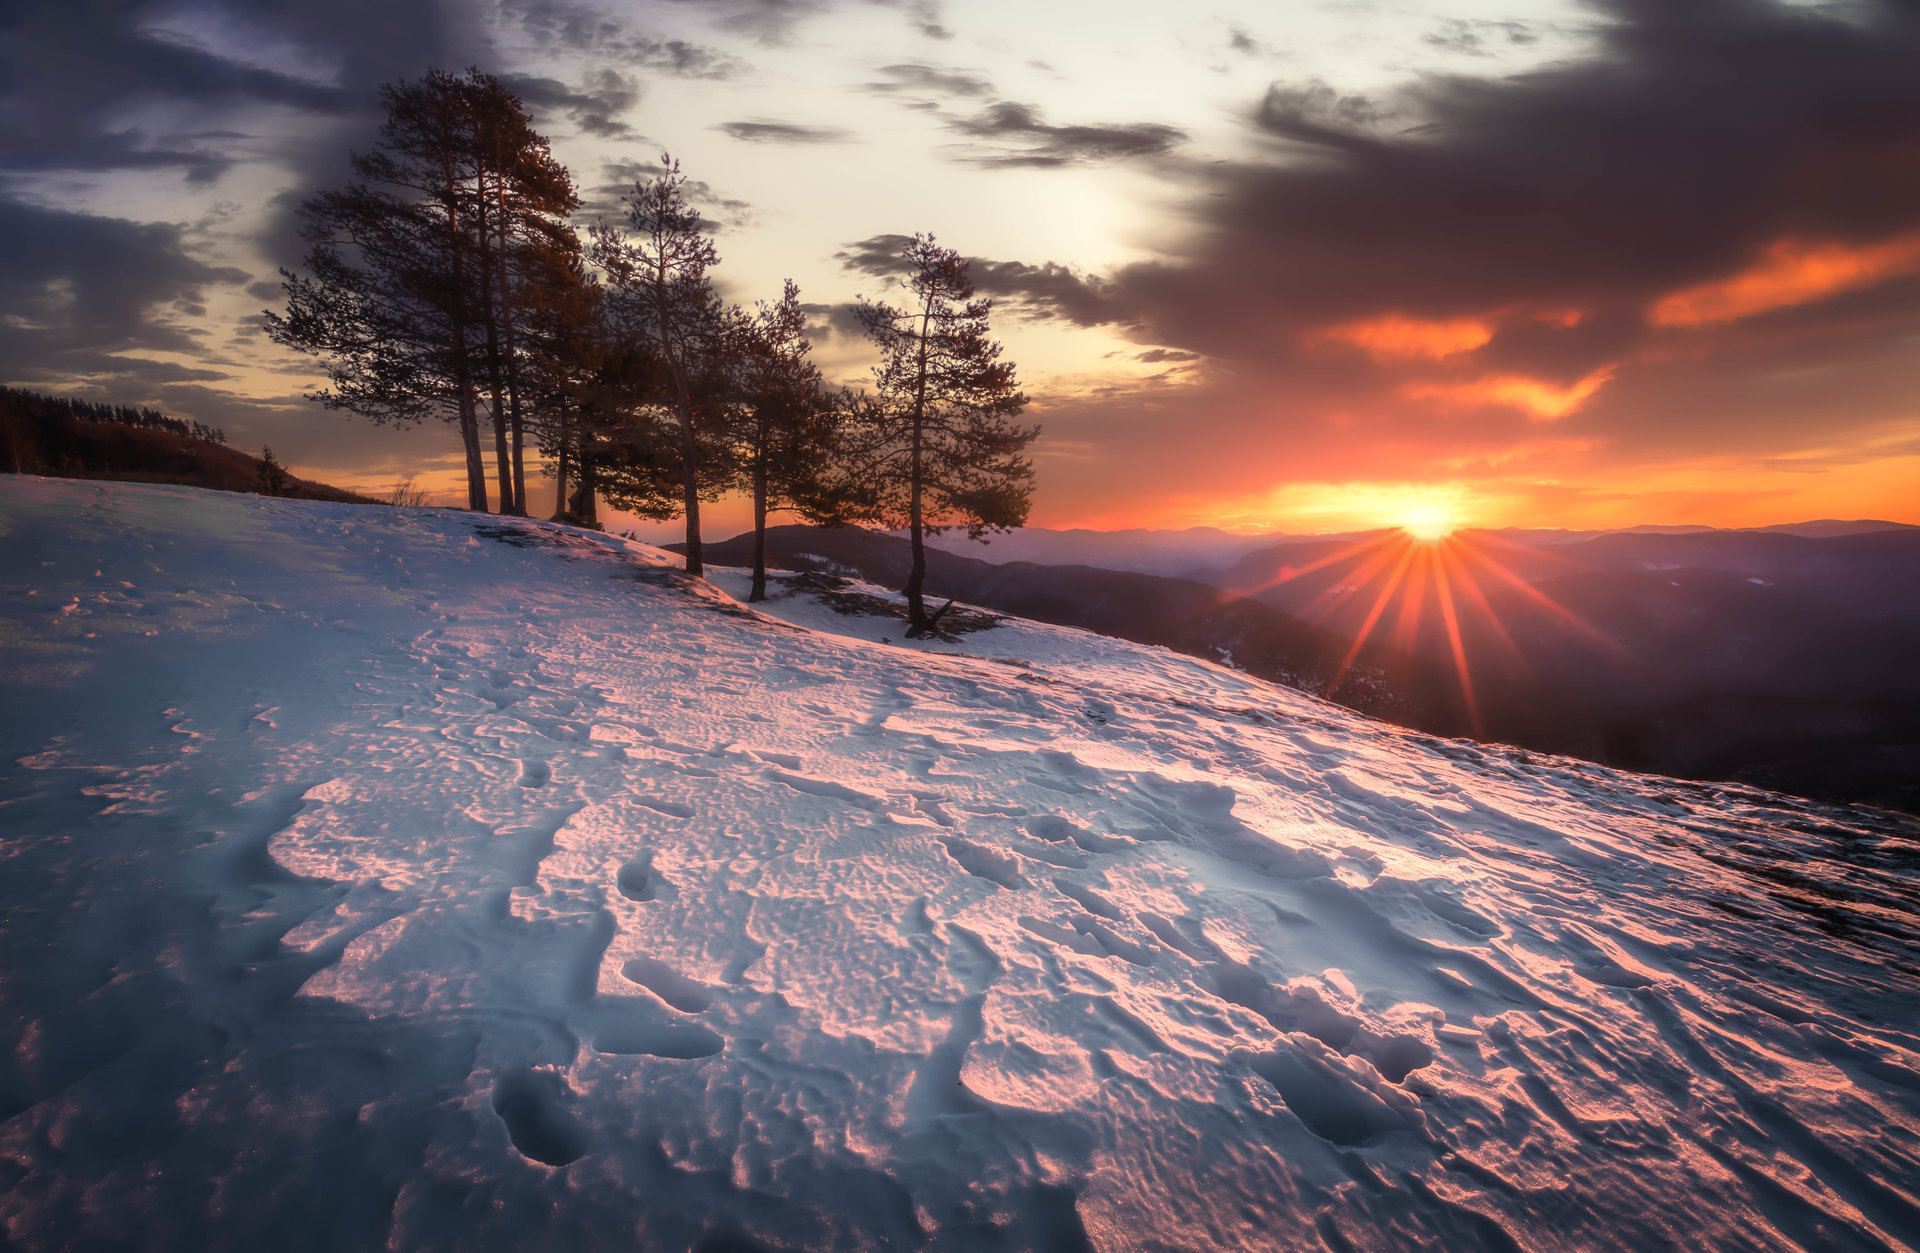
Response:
[1647,231,1920,327]
[948,101,1186,167]
[1311,315,1495,361]
[834,233,916,277]
[1400,366,1617,421]
[1226,27,1268,56]
[718,120,854,144]
[871,0,952,40]
[0,198,248,384]
[498,0,742,74]
[0,0,362,184]
[799,300,866,341]
[861,62,993,98]
[835,235,1125,324]
[659,0,831,45]
[1423,18,1539,56]
[581,159,752,227]
[503,69,643,138]
[959,0,1920,524]
[1005,1,1920,372]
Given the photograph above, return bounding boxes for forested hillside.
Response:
[0,387,371,503]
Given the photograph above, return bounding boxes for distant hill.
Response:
[1203,527,1920,810]
[922,520,1918,578]
[916,524,1306,575]
[1738,519,1918,538]
[0,386,373,504]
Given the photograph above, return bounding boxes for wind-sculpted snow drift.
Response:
[2,478,1917,1252]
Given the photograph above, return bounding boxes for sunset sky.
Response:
[4,0,1918,536]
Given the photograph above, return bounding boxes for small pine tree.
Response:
[258,446,290,496]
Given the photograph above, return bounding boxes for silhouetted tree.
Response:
[268,69,576,515]
[590,156,735,575]
[257,446,290,496]
[467,77,578,515]
[730,281,860,601]
[855,234,1036,634]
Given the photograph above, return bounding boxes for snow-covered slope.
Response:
[3,478,1918,1252]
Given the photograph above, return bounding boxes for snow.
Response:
[3,477,1919,1251]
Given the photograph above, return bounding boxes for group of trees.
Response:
[268,69,1037,633]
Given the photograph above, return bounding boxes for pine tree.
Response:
[590,156,734,576]
[267,69,577,515]
[257,446,290,496]
[732,281,857,601]
[855,234,1037,634]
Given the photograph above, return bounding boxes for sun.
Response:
[1401,503,1456,541]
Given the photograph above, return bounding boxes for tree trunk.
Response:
[493,148,530,516]
[489,392,514,515]
[476,171,518,516]
[750,449,768,602]
[551,405,571,520]
[905,423,926,629]
[677,374,702,576]
[681,403,702,576]
[903,293,934,630]
[442,147,485,513]
[568,472,597,527]
[510,404,526,516]
[459,392,487,510]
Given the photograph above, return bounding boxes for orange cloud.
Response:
[1401,365,1616,421]
[1532,308,1585,329]
[1648,232,1920,327]
[1312,314,1493,361]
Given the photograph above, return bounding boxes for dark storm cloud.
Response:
[998,0,1920,376]
[0,0,352,180]
[948,102,1186,167]
[0,197,247,384]
[718,120,854,144]
[955,0,1920,520]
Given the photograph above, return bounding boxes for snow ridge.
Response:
[2,478,1917,1252]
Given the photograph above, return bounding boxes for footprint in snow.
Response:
[621,956,713,1013]
[492,1071,588,1166]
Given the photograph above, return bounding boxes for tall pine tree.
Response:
[268,69,576,515]
[855,235,1037,634]
[731,281,856,601]
[590,156,734,575]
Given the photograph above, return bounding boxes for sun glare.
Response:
[1402,504,1455,541]
[1230,521,1617,740]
